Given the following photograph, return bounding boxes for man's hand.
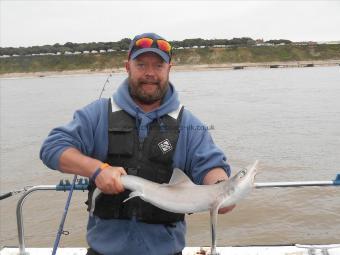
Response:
[203,167,236,214]
[59,148,127,194]
[95,166,127,194]
[218,204,236,214]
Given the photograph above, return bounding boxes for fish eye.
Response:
[239,169,247,178]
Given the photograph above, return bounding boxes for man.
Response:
[40,32,235,255]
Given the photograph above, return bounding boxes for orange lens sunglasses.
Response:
[135,37,172,54]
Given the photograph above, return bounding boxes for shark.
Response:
[90,160,259,255]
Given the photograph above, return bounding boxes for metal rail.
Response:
[255,180,339,188]
[17,185,57,255]
[15,176,339,255]
[16,180,88,255]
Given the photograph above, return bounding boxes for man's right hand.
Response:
[59,148,127,194]
[95,166,127,194]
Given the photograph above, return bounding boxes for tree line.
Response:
[0,37,292,57]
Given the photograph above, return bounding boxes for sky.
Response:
[1,0,340,48]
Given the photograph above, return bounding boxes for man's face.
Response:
[126,52,171,105]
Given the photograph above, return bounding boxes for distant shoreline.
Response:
[0,59,339,78]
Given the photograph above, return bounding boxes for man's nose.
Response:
[144,65,156,76]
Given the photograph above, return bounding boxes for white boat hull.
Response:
[1,245,340,255]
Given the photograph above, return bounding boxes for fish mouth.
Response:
[249,161,259,182]
[251,172,257,182]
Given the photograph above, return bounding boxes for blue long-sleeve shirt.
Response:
[40,78,230,255]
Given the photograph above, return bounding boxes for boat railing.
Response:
[14,174,340,255]
[16,179,88,255]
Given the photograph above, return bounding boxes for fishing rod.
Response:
[0,186,32,200]
[98,72,112,99]
[51,175,77,255]
[51,71,113,255]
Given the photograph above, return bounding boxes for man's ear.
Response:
[125,60,130,73]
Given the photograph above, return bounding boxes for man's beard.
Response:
[128,77,169,105]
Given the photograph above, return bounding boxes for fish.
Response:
[90,160,259,255]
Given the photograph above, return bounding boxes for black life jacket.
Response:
[87,99,185,224]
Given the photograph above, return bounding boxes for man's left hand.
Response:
[203,167,237,214]
[218,204,236,214]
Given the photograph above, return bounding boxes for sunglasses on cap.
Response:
[129,37,172,58]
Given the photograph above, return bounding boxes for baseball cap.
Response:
[128,33,172,63]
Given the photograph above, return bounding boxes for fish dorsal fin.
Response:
[168,168,195,186]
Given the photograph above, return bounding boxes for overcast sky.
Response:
[1,0,340,47]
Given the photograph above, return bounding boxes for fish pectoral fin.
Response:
[123,191,143,203]
[89,188,102,216]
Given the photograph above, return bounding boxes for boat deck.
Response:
[1,245,340,255]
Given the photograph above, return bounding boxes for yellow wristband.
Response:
[100,163,110,170]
